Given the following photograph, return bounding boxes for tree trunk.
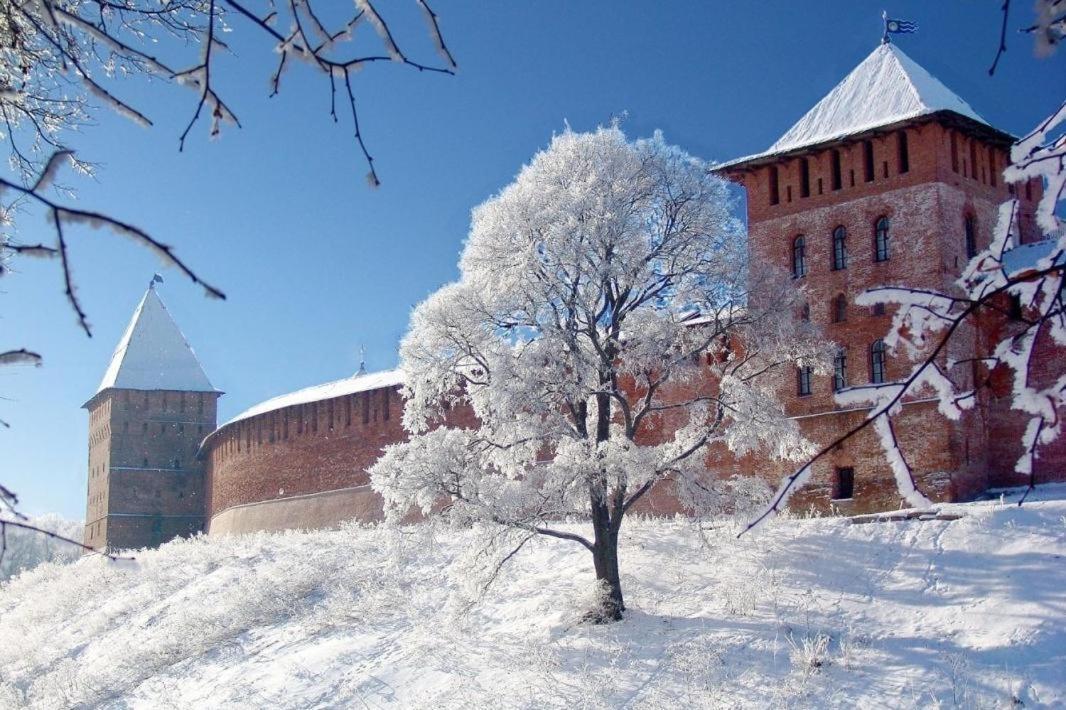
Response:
[588,510,624,622]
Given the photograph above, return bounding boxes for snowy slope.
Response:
[1,488,1064,708]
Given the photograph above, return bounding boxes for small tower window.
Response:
[964,215,978,259]
[799,158,811,198]
[832,294,847,323]
[792,236,807,278]
[831,226,847,270]
[768,165,780,206]
[950,132,959,172]
[833,349,848,391]
[870,339,888,384]
[874,216,890,262]
[863,140,875,182]
[988,146,997,187]
[897,130,909,174]
[830,150,842,190]
[797,366,813,396]
[834,467,855,500]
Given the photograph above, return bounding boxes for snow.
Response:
[215,368,404,431]
[720,44,990,168]
[93,287,215,397]
[2,487,1064,708]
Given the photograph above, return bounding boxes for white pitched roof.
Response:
[95,287,215,396]
[218,369,404,430]
[720,43,989,167]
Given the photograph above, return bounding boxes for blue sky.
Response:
[4,2,1064,519]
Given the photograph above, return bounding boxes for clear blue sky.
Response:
[4,2,1064,519]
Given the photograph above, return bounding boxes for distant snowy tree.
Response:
[751,6,1066,527]
[0,514,82,582]
[370,126,830,621]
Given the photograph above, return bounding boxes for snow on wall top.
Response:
[720,43,988,168]
[217,368,405,431]
[94,287,215,397]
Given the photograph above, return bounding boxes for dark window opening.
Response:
[801,303,810,322]
[768,165,780,205]
[964,215,978,259]
[882,160,889,178]
[874,216,890,262]
[834,467,855,500]
[833,294,847,323]
[872,303,886,316]
[792,236,807,278]
[832,226,847,270]
[950,133,959,172]
[833,349,848,391]
[799,158,811,198]
[897,130,910,173]
[988,147,997,187]
[863,140,875,182]
[831,150,842,190]
[1009,294,1024,320]
[797,366,813,396]
[786,185,792,203]
[870,339,888,384]
[849,169,855,187]
[969,140,979,180]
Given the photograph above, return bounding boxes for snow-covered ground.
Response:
[1,487,1064,709]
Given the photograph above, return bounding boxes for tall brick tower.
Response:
[83,284,220,551]
[716,42,1043,513]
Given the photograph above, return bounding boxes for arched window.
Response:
[833,349,848,391]
[832,226,847,270]
[797,366,813,396]
[870,339,887,384]
[964,215,978,259]
[873,216,890,262]
[832,293,847,323]
[792,235,807,278]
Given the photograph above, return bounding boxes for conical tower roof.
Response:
[89,286,215,402]
[718,43,1005,170]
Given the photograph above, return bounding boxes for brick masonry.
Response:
[89,117,1065,545]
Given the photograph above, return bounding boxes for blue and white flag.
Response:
[885,18,918,34]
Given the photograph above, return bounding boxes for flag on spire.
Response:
[882,12,918,43]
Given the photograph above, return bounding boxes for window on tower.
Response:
[897,130,909,173]
[834,467,855,500]
[832,226,847,270]
[964,215,978,259]
[833,349,848,391]
[799,158,810,198]
[863,140,875,182]
[870,339,888,384]
[832,293,847,323]
[768,165,780,205]
[797,366,813,396]
[831,150,842,190]
[874,216,890,262]
[792,236,807,278]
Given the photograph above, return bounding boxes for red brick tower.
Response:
[83,285,220,550]
[716,43,1043,512]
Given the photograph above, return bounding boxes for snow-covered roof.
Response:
[92,287,215,399]
[216,369,405,432]
[718,43,992,170]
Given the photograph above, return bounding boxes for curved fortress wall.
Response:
[203,372,407,535]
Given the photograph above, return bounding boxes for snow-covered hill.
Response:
[1,488,1064,709]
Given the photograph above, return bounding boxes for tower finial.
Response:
[882,10,890,44]
[149,273,164,290]
[357,345,367,376]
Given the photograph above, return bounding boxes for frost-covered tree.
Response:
[750,5,1066,527]
[370,126,830,621]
